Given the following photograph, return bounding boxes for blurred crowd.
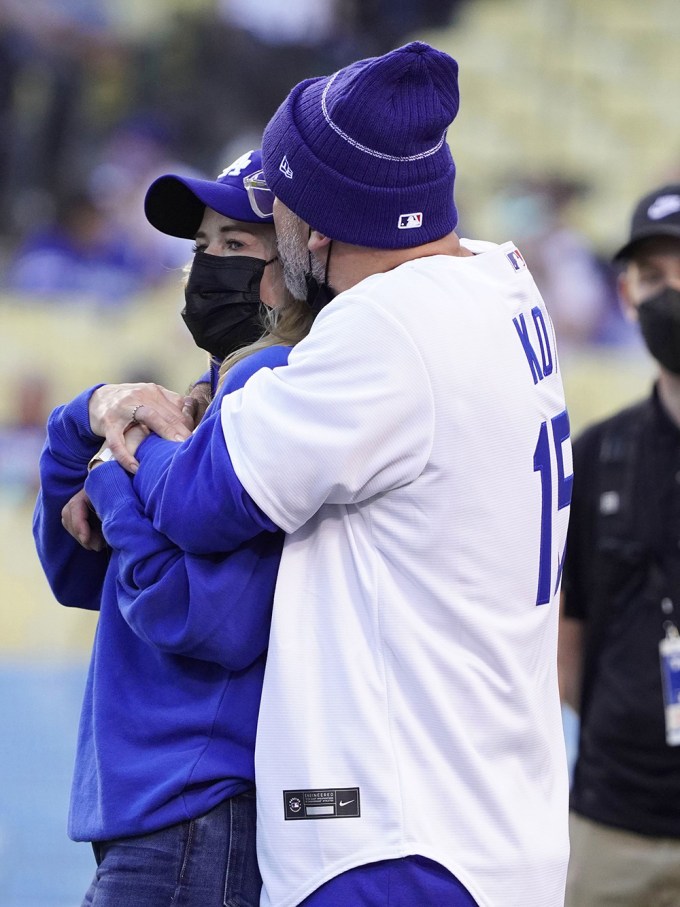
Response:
[0,0,635,335]
[0,0,470,304]
[0,0,644,504]
[0,0,473,501]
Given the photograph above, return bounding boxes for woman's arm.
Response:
[32,386,109,610]
[85,462,281,668]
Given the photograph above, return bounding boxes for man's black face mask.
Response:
[637,286,680,374]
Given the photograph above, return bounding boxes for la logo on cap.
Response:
[648,194,680,220]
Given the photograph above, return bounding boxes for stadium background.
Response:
[0,0,677,903]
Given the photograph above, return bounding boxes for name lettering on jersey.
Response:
[513,307,554,384]
[283,787,360,820]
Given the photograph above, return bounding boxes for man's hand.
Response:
[88,383,195,473]
[61,489,105,552]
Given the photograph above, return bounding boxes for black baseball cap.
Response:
[613,183,680,261]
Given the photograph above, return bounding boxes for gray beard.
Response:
[276,210,325,301]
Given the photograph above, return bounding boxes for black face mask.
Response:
[183,254,275,360]
[304,273,337,314]
[638,286,680,374]
[304,240,336,314]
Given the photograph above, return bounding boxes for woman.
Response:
[33,149,314,907]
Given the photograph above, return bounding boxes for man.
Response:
[559,184,680,907]
[87,42,571,906]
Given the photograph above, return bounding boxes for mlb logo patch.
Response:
[398,212,423,230]
[280,156,293,179]
[507,248,527,271]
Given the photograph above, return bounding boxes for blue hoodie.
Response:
[33,345,290,841]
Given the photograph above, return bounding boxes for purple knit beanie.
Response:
[261,41,460,249]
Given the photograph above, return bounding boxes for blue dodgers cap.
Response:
[144,149,273,239]
[261,42,459,249]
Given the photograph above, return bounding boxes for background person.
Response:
[93,42,572,906]
[559,184,680,907]
[5,187,152,305]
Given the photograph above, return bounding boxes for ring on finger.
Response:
[131,404,143,425]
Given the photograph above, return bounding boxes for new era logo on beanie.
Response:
[613,183,680,261]
[280,156,294,179]
[261,42,460,249]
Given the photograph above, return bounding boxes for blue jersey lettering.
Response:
[513,312,542,384]
[513,307,554,384]
[532,307,553,378]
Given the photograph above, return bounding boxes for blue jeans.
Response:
[81,792,260,907]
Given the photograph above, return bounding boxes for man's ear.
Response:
[617,269,639,323]
[308,231,331,252]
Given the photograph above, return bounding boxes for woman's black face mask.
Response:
[182,253,274,360]
[637,286,680,375]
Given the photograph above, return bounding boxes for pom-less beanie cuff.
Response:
[262,42,459,249]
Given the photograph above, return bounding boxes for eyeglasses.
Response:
[243,170,274,219]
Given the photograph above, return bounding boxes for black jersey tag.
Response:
[283,787,360,820]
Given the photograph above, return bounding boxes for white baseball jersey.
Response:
[221,239,571,907]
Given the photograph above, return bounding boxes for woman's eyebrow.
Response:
[194,226,252,241]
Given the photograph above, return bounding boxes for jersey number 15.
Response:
[533,410,572,605]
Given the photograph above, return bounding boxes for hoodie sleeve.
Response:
[32,385,109,610]
[132,347,288,555]
[86,461,281,668]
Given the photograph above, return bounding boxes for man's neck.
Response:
[328,231,472,294]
